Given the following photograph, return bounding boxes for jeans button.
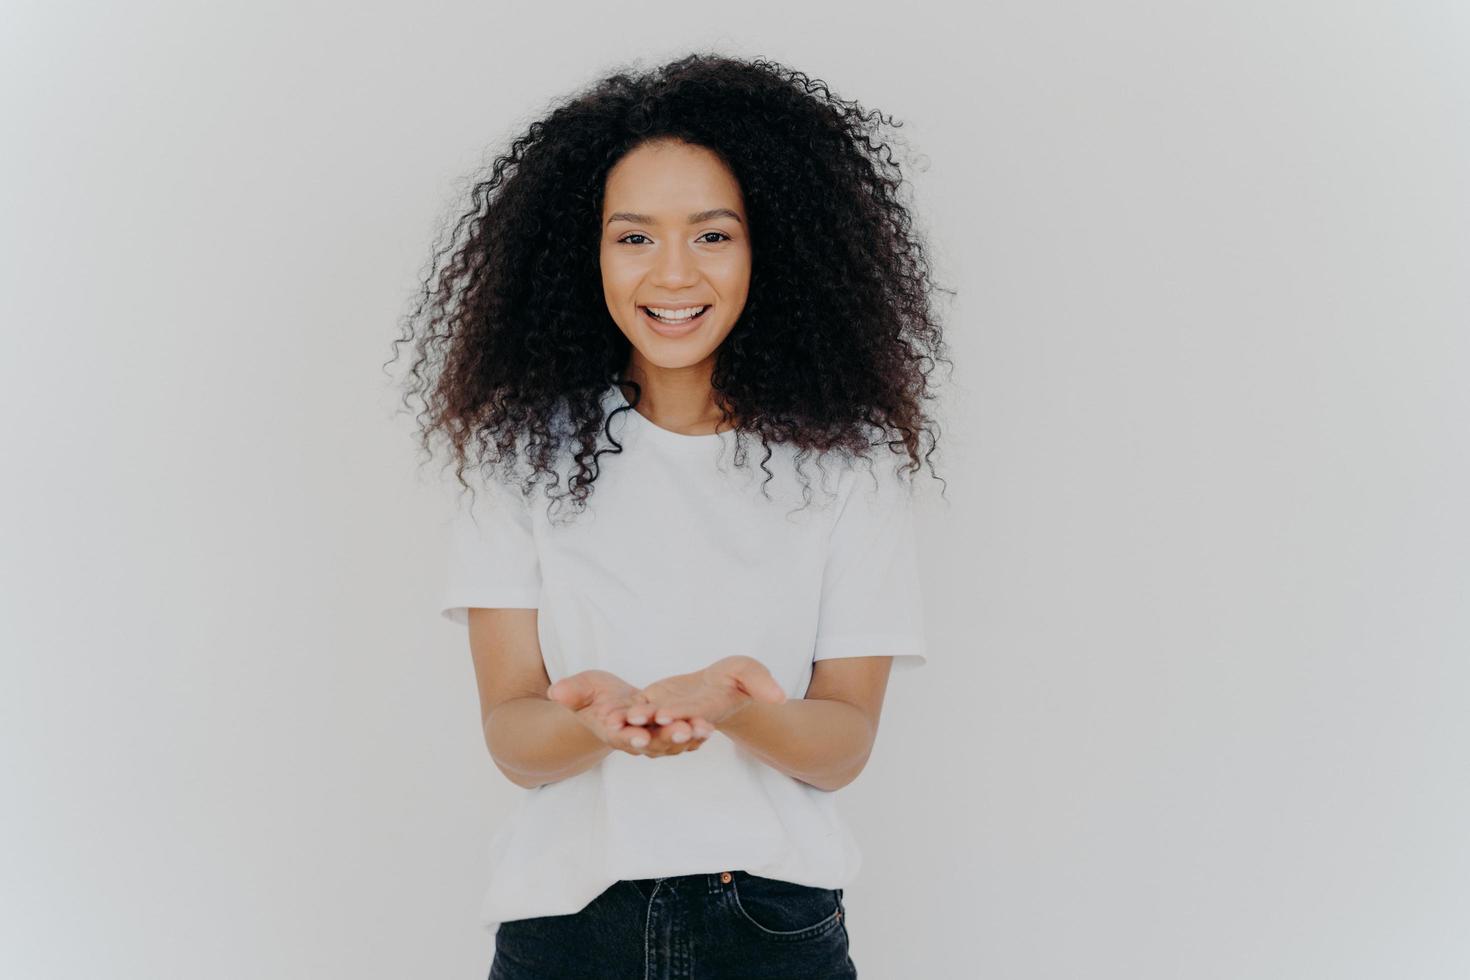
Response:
[720,871,732,884]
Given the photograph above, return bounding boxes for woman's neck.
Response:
[618,361,739,436]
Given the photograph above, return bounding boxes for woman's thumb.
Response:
[547,674,594,711]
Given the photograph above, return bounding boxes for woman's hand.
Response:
[627,655,788,735]
[546,669,705,758]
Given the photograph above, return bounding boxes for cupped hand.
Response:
[546,669,706,758]
[627,655,788,735]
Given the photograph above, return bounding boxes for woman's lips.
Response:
[640,305,710,336]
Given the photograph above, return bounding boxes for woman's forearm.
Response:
[715,697,876,792]
[484,696,613,789]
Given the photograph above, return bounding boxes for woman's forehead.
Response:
[603,143,744,215]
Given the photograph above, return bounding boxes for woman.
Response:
[395,52,949,980]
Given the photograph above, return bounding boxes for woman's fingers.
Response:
[604,710,678,753]
[634,720,691,752]
[661,714,714,740]
[624,720,711,756]
[559,683,714,757]
[649,702,702,726]
[607,723,650,751]
[596,705,649,750]
[605,703,714,756]
[636,704,716,740]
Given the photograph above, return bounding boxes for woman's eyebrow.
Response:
[605,208,743,227]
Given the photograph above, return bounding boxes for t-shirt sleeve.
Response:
[439,476,542,626]
[811,453,928,671]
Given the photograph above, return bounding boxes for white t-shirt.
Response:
[439,381,927,931]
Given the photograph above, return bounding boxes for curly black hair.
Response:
[389,52,953,522]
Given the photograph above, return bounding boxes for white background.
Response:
[4,2,1468,977]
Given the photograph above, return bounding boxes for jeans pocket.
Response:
[726,871,844,941]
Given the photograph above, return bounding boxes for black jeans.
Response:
[488,869,857,979]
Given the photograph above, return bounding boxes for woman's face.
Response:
[599,139,752,372]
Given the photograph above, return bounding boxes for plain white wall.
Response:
[4,2,1467,978]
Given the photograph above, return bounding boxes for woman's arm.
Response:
[716,656,894,791]
[484,696,614,789]
[468,608,611,788]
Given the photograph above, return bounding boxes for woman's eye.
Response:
[616,232,731,245]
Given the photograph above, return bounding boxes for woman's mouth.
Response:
[641,304,711,336]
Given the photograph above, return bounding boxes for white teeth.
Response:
[645,305,709,321]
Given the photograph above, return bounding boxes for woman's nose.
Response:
[650,243,699,287]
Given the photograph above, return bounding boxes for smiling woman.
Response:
[391,51,949,979]
[599,139,753,428]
